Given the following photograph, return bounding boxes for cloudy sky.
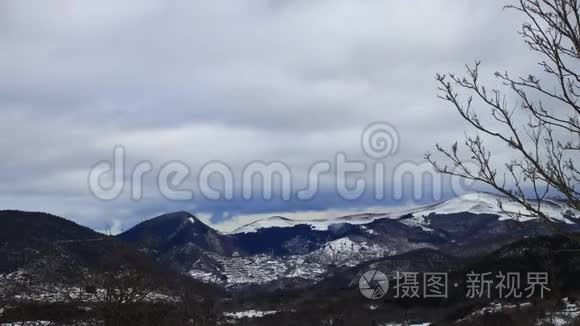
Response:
[0,1,539,232]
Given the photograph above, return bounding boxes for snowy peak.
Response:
[116,194,580,288]
[120,211,235,257]
[119,211,213,246]
[411,192,577,224]
[310,238,392,266]
[231,213,394,234]
[230,192,578,234]
[233,216,315,234]
[411,192,509,216]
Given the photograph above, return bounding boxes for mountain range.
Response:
[2,192,580,325]
[114,192,578,289]
[0,192,577,290]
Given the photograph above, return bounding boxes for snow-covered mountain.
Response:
[187,237,393,286]
[118,192,579,288]
[232,192,577,235]
[232,213,391,234]
[410,192,576,223]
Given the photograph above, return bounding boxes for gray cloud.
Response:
[0,0,542,230]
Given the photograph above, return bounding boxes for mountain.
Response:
[0,210,104,273]
[119,211,235,256]
[117,192,579,288]
[2,195,580,325]
[0,210,102,245]
[405,192,576,224]
[0,211,226,326]
[0,211,170,284]
[250,235,580,326]
[232,214,388,234]
[232,192,577,234]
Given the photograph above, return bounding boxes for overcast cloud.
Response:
[0,1,541,232]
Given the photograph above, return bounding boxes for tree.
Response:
[427,0,580,233]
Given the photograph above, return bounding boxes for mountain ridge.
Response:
[230,192,578,234]
[115,192,579,288]
[2,192,577,288]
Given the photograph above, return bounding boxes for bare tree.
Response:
[28,239,164,325]
[427,0,580,233]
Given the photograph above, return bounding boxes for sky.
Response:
[0,1,542,233]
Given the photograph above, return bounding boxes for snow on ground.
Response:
[197,253,328,285]
[381,323,430,326]
[7,286,175,304]
[312,238,392,267]
[397,215,434,232]
[224,310,278,319]
[1,322,52,326]
[360,225,377,235]
[188,238,391,286]
[536,298,580,326]
[457,299,580,325]
[460,301,532,320]
[188,270,223,284]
